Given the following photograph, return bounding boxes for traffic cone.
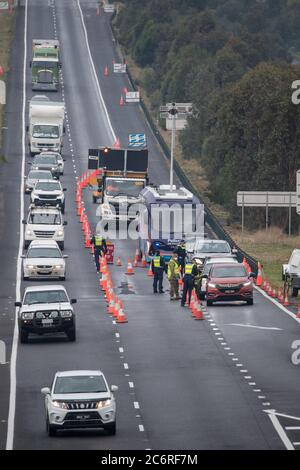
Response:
[147,265,153,277]
[133,257,138,268]
[135,248,141,261]
[296,305,300,318]
[96,5,100,15]
[108,295,115,314]
[141,254,147,267]
[262,278,267,291]
[194,302,204,320]
[85,234,91,248]
[284,292,289,306]
[100,272,108,291]
[116,301,128,323]
[256,262,263,286]
[120,94,124,106]
[104,65,109,76]
[0,66,4,76]
[126,259,134,275]
[113,138,121,149]
[117,256,122,266]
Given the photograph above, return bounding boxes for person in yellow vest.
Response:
[168,253,180,301]
[181,257,198,307]
[90,232,107,272]
[151,250,166,294]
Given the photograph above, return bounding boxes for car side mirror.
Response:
[63,188,67,191]
[111,385,118,392]
[27,162,32,165]
[63,221,67,226]
[26,125,29,132]
[63,159,66,162]
[20,255,25,258]
[22,220,26,224]
[70,299,77,304]
[232,248,238,255]
[63,126,66,134]
[41,387,51,395]
[63,255,68,258]
[15,301,22,307]
[202,274,208,279]
[29,60,32,68]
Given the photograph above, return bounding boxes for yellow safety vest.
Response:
[95,235,103,246]
[168,259,179,278]
[185,263,194,275]
[153,256,161,268]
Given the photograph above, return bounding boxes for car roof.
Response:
[28,239,59,248]
[24,285,67,293]
[55,370,103,378]
[28,169,52,175]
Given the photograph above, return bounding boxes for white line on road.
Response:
[264,410,295,450]
[226,323,282,331]
[6,0,28,451]
[134,402,140,409]
[129,382,134,388]
[285,426,300,430]
[139,425,144,432]
[124,363,129,369]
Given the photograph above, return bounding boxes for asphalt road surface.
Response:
[0,0,300,450]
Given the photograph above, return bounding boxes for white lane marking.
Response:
[129,382,134,388]
[253,389,261,392]
[232,358,238,361]
[255,286,300,325]
[115,333,120,338]
[248,382,256,385]
[236,364,243,367]
[226,323,282,331]
[285,426,300,430]
[244,376,252,379]
[134,402,140,409]
[240,370,248,373]
[6,0,28,451]
[293,442,300,445]
[258,396,266,399]
[119,347,124,353]
[76,0,116,143]
[228,352,234,356]
[124,363,129,369]
[265,411,300,421]
[139,425,144,432]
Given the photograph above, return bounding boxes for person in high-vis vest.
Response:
[176,239,187,274]
[168,253,180,301]
[181,257,198,307]
[90,233,107,272]
[151,250,166,293]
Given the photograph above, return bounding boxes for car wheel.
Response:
[105,421,116,435]
[46,415,57,437]
[246,298,254,305]
[292,288,298,297]
[66,326,76,342]
[207,300,213,306]
[20,329,28,344]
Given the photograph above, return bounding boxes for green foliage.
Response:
[115,0,300,231]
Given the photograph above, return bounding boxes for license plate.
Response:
[225,290,235,294]
[75,414,90,420]
[42,319,53,325]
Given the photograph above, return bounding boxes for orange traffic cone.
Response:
[256,262,263,286]
[116,300,128,323]
[296,305,300,318]
[133,257,138,268]
[147,265,153,277]
[141,254,147,267]
[108,295,115,315]
[135,248,141,262]
[104,65,109,76]
[126,259,134,275]
[113,138,121,149]
[120,94,124,106]
[117,256,122,266]
[194,302,204,320]
[284,292,289,306]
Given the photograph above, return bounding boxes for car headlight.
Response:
[51,167,56,171]
[55,265,63,269]
[97,399,112,408]
[56,230,63,236]
[26,229,32,235]
[36,312,44,319]
[207,282,216,288]
[22,312,35,319]
[52,401,68,409]
[50,311,59,318]
[243,281,252,287]
[27,265,35,269]
[60,310,73,318]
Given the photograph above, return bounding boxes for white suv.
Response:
[23,205,67,250]
[41,370,118,436]
[15,285,76,343]
[31,179,66,213]
[22,239,67,280]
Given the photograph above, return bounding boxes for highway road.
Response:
[0,0,300,450]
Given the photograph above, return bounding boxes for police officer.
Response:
[90,232,107,272]
[181,257,198,307]
[176,239,187,274]
[151,250,165,294]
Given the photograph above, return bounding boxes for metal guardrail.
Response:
[110,14,258,275]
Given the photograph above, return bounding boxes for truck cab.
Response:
[30,39,60,91]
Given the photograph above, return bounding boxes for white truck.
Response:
[30,39,61,91]
[28,95,65,157]
[282,249,300,297]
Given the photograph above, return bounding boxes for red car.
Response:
[204,263,254,306]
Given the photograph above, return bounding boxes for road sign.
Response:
[129,133,146,148]
[166,103,193,114]
[237,191,296,207]
[0,2,9,9]
[104,4,115,13]
[297,171,300,215]
[113,63,126,74]
[125,91,140,103]
[0,80,6,105]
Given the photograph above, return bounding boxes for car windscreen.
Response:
[24,289,68,305]
[27,247,61,258]
[28,213,61,225]
[28,170,53,179]
[195,241,231,254]
[33,156,57,165]
[54,375,107,394]
[32,125,59,139]
[34,182,60,191]
[105,179,144,197]
[211,265,247,278]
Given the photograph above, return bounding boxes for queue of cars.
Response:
[188,239,255,305]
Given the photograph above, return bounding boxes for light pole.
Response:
[169,104,177,190]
